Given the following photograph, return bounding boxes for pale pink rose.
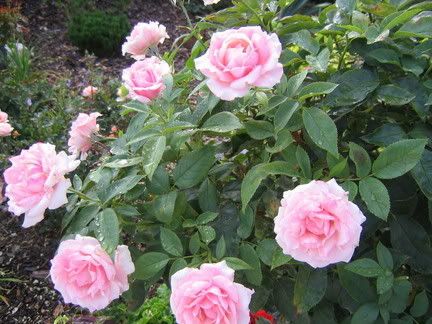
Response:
[122,21,169,60]
[122,57,171,103]
[203,0,221,5]
[50,235,134,312]
[82,86,98,97]
[0,111,13,136]
[195,26,283,101]
[170,261,254,324]
[4,143,80,228]
[274,179,366,268]
[68,112,101,160]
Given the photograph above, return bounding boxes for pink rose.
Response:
[122,56,171,103]
[170,261,254,324]
[122,21,169,60]
[195,26,283,101]
[274,179,366,268]
[50,235,134,312]
[4,143,79,228]
[68,112,102,160]
[82,86,98,97]
[0,111,13,137]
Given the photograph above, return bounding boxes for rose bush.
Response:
[4,0,432,322]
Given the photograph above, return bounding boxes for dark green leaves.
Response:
[372,139,427,179]
[298,82,338,101]
[160,227,183,257]
[142,136,166,180]
[201,112,242,133]
[411,150,432,199]
[303,107,338,157]
[174,146,216,189]
[135,252,170,280]
[244,120,273,140]
[345,258,384,277]
[359,177,390,220]
[376,85,415,106]
[349,142,371,177]
[294,268,327,314]
[94,208,119,254]
[351,303,379,324]
[239,244,262,286]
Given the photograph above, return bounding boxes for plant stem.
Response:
[68,188,99,204]
[241,0,266,28]
[179,1,193,29]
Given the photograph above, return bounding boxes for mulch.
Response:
[1,0,190,322]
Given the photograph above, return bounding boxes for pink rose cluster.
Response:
[274,179,366,268]
[50,235,135,312]
[195,26,283,101]
[121,21,171,103]
[68,112,101,160]
[0,110,13,137]
[170,261,254,324]
[4,143,80,228]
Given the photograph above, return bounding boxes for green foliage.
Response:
[60,0,432,322]
[68,10,130,57]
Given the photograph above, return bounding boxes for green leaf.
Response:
[377,242,393,270]
[104,157,143,168]
[266,129,294,153]
[142,136,166,180]
[174,146,216,189]
[388,279,412,314]
[285,71,308,98]
[224,257,253,270]
[198,225,216,244]
[237,206,254,239]
[349,142,371,178]
[122,100,148,113]
[381,9,422,30]
[294,268,327,313]
[376,85,415,106]
[298,82,338,101]
[341,181,358,201]
[198,178,218,212]
[147,165,170,195]
[410,290,429,317]
[134,252,170,280]
[201,112,243,133]
[169,258,187,279]
[411,150,432,199]
[259,95,286,115]
[153,191,177,223]
[395,12,432,38]
[271,248,292,270]
[239,244,262,286]
[160,227,183,257]
[306,48,330,72]
[377,273,394,294]
[361,123,407,146]
[351,303,379,324]
[367,48,400,65]
[215,235,226,259]
[189,232,201,254]
[286,30,320,55]
[241,161,300,209]
[336,0,356,13]
[64,205,99,232]
[274,100,299,133]
[244,120,274,140]
[196,211,218,225]
[372,139,427,179]
[345,258,384,277]
[94,208,119,254]
[303,107,339,157]
[296,145,312,179]
[99,175,143,202]
[338,265,376,303]
[328,158,348,178]
[359,177,390,220]
[256,239,277,266]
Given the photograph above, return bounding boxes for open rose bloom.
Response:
[4,143,79,228]
[204,0,221,5]
[50,235,134,312]
[68,112,101,160]
[274,179,366,268]
[122,56,171,103]
[122,21,169,60]
[170,261,254,324]
[0,111,13,137]
[195,26,283,101]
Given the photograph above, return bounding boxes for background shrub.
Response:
[68,10,130,57]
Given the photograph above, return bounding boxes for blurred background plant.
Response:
[0,268,23,306]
